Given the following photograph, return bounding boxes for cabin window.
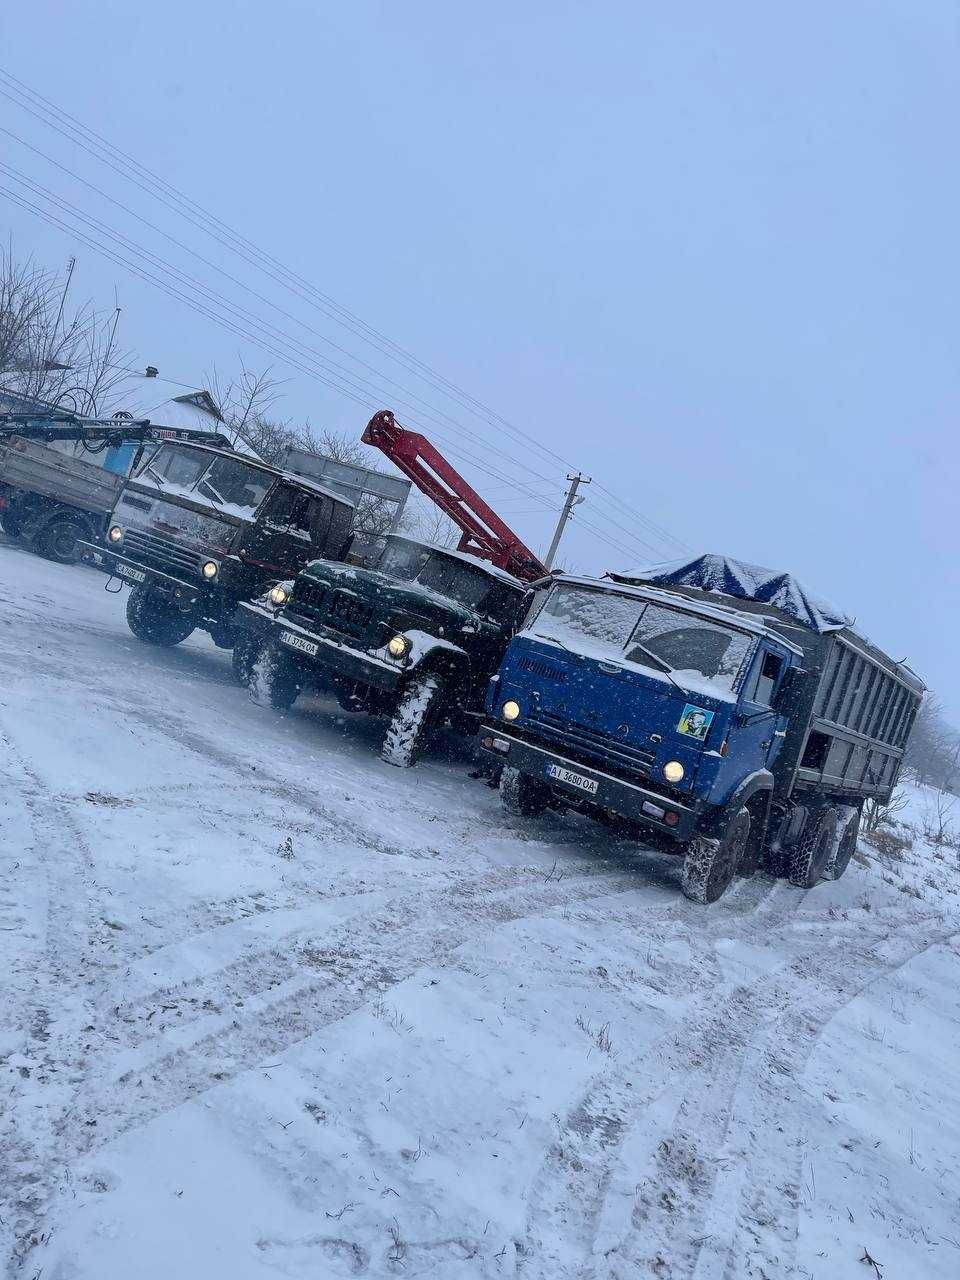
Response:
[746,650,783,706]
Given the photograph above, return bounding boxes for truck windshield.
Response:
[530,584,754,693]
[135,445,273,518]
[376,537,432,581]
[417,554,492,609]
[138,443,208,489]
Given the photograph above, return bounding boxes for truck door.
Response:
[728,645,789,778]
[241,484,326,575]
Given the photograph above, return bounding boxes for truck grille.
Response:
[288,582,374,640]
[122,529,201,579]
[525,708,656,782]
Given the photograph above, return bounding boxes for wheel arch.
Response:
[702,769,775,840]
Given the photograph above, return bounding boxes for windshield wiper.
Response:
[198,480,225,506]
[628,641,688,693]
[142,464,165,489]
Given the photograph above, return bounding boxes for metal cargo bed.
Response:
[0,436,122,516]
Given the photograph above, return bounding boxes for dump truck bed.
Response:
[0,436,122,517]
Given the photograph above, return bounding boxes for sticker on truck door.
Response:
[677,704,713,741]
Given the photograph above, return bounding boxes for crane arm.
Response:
[0,411,234,450]
[361,409,548,584]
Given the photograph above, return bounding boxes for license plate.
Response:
[280,630,319,657]
[547,763,598,795]
[116,563,146,584]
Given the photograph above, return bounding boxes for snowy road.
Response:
[2,541,960,1280]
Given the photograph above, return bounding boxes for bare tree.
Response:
[404,500,460,548]
[0,245,133,414]
[204,362,285,452]
[903,695,960,794]
[862,789,910,833]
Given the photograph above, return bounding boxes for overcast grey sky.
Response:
[1,2,957,714]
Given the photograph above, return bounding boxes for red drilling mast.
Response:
[362,409,548,584]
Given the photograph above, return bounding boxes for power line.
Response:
[1,182,647,563]
[0,65,689,561]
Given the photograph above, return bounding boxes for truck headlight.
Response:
[201,560,219,580]
[387,634,410,659]
[663,760,684,783]
[501,699,521,722]
[268,584,289,607]
[107,525,123,544]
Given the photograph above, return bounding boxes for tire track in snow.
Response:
[683,924,959,1280]
[519,908,949,1280]
[12,861,646,1271]
[0,723,113,1267]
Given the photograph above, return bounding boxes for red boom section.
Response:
[362,409,548,584]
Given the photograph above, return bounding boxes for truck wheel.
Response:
[249,643,302,711]
[36,516,85,564]
[824,806,860,881]
[0,510,24,538]
[788,808,839,889]
[499,764,549,817]
[231,635,263,687]
[125,585,195,647]
[208,624,237,650]
[380,671,445,768]
[681,806,751,904]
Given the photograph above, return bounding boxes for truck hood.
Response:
[493,635,736,791]
[113,491,237,557]
[294,559,481,639]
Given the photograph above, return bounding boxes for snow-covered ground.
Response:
[2,540,959,1280]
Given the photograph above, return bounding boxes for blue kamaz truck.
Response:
[478,555,923,903]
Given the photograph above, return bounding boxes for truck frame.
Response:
[234,409,548,766]
[479,555,923,902]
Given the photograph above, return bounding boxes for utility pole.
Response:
[544,472,590,569]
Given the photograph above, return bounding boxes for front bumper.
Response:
[236,602,403,693]
[78,540,202,606]
[479,726,698,841]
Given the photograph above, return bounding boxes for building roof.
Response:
[112,375,224,431]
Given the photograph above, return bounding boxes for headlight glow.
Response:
[107,525,123,543]
[387,634,410,659]
[201,560,219,580]
[268,585,289,607]
[663,760,685,783]
[501,699,521,722]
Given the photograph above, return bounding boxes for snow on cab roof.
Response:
[156,439,355,509]
[549,571,805,655]
[384,534,525,588]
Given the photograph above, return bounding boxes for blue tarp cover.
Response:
[608,554,853,635]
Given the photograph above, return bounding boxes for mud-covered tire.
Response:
[36,516,85,564]
[788,807,839,888]
[380,671,445,768]
[824,805,860,881]
[681,806,751,904]
[499,764,550,818]
[231,634,263,687]
[249,642,302,711]
[125,585,196,646]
